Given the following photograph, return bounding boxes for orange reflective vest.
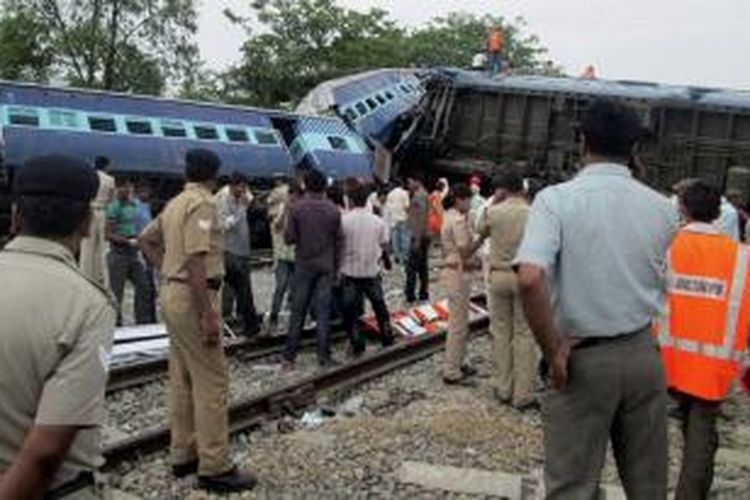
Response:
[489,30,504,53]
[427,192,444,237]
[656,226,750,401]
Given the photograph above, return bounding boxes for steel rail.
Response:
[106,325,347,394]
[102,298,488,470]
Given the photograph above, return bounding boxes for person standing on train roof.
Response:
[282,168,342,369]
[441,183,486,385]
[217,172,261,337]
[106,177,151,326]
[514,99,679,499]
[487,26,505,75]
[405,172,431,304]
[79,155,115,287]
[0,155,116,499]
[139,149,257,493]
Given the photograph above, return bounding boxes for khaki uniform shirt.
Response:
[479,197,530,271]
[92,171,115,210]
[140,182,224,280]
[441,208,476,269]
[0,236,115,488]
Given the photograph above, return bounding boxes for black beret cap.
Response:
[13,155,99,202]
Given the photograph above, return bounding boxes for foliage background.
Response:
[0,0,560,106]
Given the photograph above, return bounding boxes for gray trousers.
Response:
[673,391,720,500]
[544,327,668,500]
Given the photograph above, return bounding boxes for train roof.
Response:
[443,69,750,112]
[0,79,349,127]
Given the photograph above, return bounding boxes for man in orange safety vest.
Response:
[657,179,750,499]
[487,26,504,76]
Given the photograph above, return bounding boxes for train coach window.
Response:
[194,125,219,140]
[384,91,394,100]
[161,120,186,138]
[126,119,153,135]
[254,130,279,145]
[376,94,386,105]
[343,107,358,122]
[366,98,378,110]
[8,107,39,127]
[400,85,412,94]
[327,136,350,152]
[226,128,249,142]
[48,109,78,128]
[355,102,368,116]
[88,116,117,133]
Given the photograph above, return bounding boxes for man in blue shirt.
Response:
[515,99,679,499]
[107,178,151,325]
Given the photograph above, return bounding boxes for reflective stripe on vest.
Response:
[658,245,749,361]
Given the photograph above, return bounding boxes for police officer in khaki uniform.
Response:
[0,155,116,499]
[478,171,537,409]
[139,149,256,493]
[79,156,115,287]
[441,183,486,385]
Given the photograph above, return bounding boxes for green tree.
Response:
[408,13,552,72]
[226,2,559,107]
[0,10,54,81]
[225,0,409,107]
[0,0,199,94]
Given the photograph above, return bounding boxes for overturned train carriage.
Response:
[422,69,750,194]
[0,81,378,239]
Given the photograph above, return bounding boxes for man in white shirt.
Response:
[384,180,411,265]
[340,184,395,356]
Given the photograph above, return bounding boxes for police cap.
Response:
[13,155,99,202]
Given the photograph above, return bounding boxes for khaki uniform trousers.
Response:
[79,208,109,287]
[489,270,537,406]
[161,282,232,476]
[442,268,472,380]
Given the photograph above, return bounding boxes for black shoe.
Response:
[319,358,341,369]
[242,324,261,338]
[418,293,430,302]
[514,399,541,412]
[381,336,395,348]
[172,459,199,478]
[197,467,257,493]
[443,376,477,387]
[460,365,478,377]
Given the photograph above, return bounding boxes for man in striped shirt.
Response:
[340,183,395,356]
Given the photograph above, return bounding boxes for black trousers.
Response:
[284,267,333,363]
[405,237,430,302]
[223,252,259,334]
[107,246,151,326]
[342,275,394,354]
[674,391,721,500]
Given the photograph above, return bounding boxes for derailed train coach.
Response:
[0,80,378,238]
[422,69,750,194]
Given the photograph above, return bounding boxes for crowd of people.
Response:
[1,97,750,499]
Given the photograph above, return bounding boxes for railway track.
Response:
[107,326,347,393]
[103,297,488,470]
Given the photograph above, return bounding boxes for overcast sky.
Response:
[198,0,750,89]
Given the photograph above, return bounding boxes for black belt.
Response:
[167,277,223,291]
[45,471,95,499]
[573,323,651,350]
